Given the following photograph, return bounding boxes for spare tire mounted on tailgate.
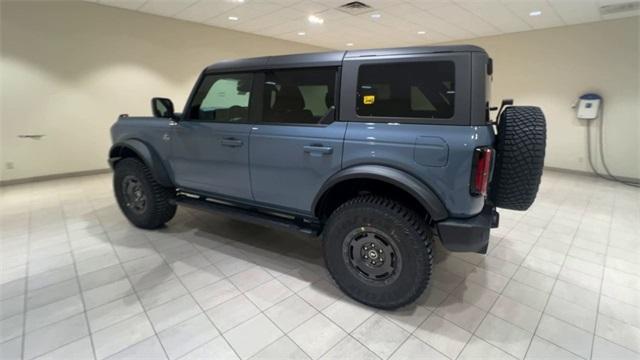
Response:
[491,106,547,211]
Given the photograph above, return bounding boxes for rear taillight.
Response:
[471,147,493,196]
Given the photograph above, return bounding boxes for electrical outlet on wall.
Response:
[5,162,14,170]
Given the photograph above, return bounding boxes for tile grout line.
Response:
[9,245,232,356]
[4,172,638,360]
[386,233,514,359]
[141,218,247,360]
[193,239,274,358]
[518,205,570,359]
[263,274,346,358]
[60,202,100,360]
[521,183,594,360]
[19,196,32,360]
[225,249,366,359]
[112,310,219,360]
[436,216,524,355]
[89,205,173,360]
[256,292,325,359]
[219,255,340,359]
[388,242,504,359]
[262,260,405,360]
[382,307,454,360]
[105,221,303,359]
[316,311,378,360]
[239,259,362,360]
[588,188,616,359]
[456,205,559,360]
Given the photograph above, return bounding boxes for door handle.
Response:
[304,145,333,155]
[221,138,243,147]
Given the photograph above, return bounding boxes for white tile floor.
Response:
[1,170,639,360]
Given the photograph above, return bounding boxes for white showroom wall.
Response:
[0,0,325,182]
[1,1,638,183]
[452,17,640,179]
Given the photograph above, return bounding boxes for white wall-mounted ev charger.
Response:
[576,93,602,120]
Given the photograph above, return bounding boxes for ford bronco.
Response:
[109,45,546,309]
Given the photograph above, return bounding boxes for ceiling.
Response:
[85,0,640,49]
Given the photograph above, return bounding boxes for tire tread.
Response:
[114,158,176,229]
[492,106,546,211]
[323,195,433,309]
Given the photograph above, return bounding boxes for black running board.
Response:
[174,195,321,236]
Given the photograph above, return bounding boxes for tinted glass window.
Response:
[262,68,336,124]
[189,73,253,122]
[356,61,455,119]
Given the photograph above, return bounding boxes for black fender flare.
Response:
[312,165,448,221]
[108,139,173,188]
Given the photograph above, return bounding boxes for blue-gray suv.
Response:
[109,45,546,309]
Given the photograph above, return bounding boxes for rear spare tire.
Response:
[491,106,546,211]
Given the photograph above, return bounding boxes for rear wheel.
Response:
[114,158,176,229]
[323,196,432,309]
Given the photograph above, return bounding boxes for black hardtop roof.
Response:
[204,45,485,73]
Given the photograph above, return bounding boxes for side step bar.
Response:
[174,195,321,236]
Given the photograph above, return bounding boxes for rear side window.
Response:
[189,73,253,122]
[356,61,455,119]
[262,68,336,125]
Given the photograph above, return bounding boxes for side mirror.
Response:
[151,98,175,119]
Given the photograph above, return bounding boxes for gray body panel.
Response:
[111,118,171,158]
[169,122,253,199]
[110,45,494,221]
[342,122,493,217]
[249,122,347,212]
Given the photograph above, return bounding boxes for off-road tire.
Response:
[323,195,432,309]
[491,106,546,211]
[114,158,177,229]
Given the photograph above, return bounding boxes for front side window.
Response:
[189,73,253,122]
[356,61,455,119]
[262,68,336,124]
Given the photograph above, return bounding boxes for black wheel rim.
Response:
[342,226,402,285]
[122,175,147,215]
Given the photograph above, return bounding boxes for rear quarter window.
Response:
[356,61,455,119]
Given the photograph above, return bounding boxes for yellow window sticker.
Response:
[363,95,375,105]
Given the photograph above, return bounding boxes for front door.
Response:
[249,67,346,213]
[169,72,256,200]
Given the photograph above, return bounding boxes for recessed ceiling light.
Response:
[346,42,354,46]
[231,0,244,3]
[529,10,542,16]
[297,31,306,36]
[370,13,381,18]
[228,16,239,21]
[308,15,324,24]
[417,31,426,35]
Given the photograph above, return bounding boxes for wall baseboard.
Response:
[544,166,640,184]
[2,166,637,187]
[0,168,111,187]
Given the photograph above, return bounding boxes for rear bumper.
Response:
[436,206,499,253]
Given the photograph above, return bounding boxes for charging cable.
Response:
[586,101,640,187]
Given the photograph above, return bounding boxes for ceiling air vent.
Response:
[599,1,640,15]
[338,1,373,15]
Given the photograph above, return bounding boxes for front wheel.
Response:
[322,196,432,309]
[114,158,177,229]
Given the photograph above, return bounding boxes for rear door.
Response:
[249,67,346,213]
[169,72,256,200]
